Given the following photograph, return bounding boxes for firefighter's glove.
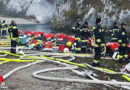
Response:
[72,27,75,30]
[101,43,105,47]
[96,39,101,43]
[118,40,122,43]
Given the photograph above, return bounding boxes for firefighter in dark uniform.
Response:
[118,23,129,63]
[8,20,18,54]
[92,18,105,67]
[1,20,8,37]
[72,20,82,38]
[109,22,120,42]
[80,21,90,53]
[72,20,82,53]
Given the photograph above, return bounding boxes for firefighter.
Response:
[8,20,19,54]
[118,23,129,63]
[72,20,82,38]
[72,20,82,53]
[92,18,105,67]
[1,20,8,37]
[109,22,120,42]
[75,38,82,53]
[80,21,90,53]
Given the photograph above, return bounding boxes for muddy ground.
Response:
[0,50,129,90]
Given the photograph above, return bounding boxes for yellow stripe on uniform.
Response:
[75,38,81,41]
[93,60,99,63]
[81,40,88,42]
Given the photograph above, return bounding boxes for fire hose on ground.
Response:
[32,67,130,86]
[0,51,130,80]
[0,51,130,81]
[0,55,130,88]
[0,51,130,89]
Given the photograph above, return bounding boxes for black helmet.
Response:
[114,22,117,25]
[77,19,81,26]
[3,20,5,23]
[121,23,126,26]
[96,18,101,24]
[84,21,88,25]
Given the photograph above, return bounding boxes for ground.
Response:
[0,50,129,90]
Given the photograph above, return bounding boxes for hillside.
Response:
[0,0,129,32]
[52,0,130,31]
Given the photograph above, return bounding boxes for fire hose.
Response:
[32,67,130,86]
[0,54,129,88]
[0,51,130,89]
[0,51,130,80]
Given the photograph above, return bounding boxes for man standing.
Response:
[118,23,129,63]
[8,20,18,54]
[72,20,82,38]
[1,20,8,37]
[92,18,105,67]
[80,21,90,53]
[109,22,120,42]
